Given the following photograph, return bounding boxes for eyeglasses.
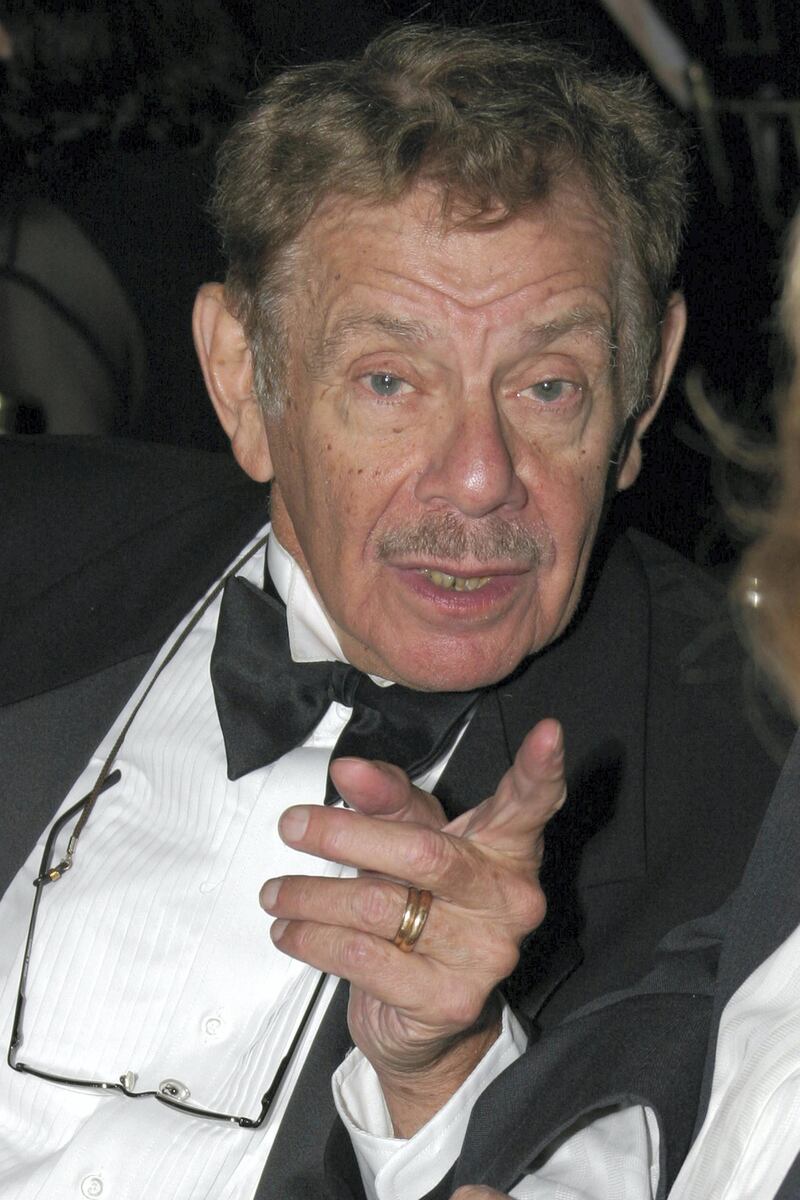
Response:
[8,769,328,1128]
[7,533,328,1129]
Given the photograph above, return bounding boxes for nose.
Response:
[414,397,528,518]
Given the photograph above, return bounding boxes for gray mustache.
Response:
[376,512,547,564]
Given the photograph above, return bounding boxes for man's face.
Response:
[248,183,649,690]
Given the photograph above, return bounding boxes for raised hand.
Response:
[260,718,566,1134]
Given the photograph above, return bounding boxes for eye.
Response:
[363,372,412,398]
[519,379,583,405]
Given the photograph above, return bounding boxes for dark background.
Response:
[2,0,798,569]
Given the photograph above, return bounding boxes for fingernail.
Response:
[271,919,289,942]
[279,806,310,843]
[260,878,282,910]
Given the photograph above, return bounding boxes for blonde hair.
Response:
[737,210,800,716]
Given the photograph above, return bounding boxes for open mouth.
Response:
[419,568,492,592]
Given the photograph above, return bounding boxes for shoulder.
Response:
[623,529,750,683]
[625,528,727,624]
[1,437,267,703]
[2,439,260,573]
[2,435,264,596]
[624,526,791,760]
[623,532,777,700]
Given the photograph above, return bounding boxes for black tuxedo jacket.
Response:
[0,437,790,1198]
[388,740,800,1200]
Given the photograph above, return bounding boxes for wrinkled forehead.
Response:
[283,178,620,327]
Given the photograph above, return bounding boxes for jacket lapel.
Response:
[774,1152,800,1200]
[496,532,650,889]
[436,688,513,819]
[439,532,650,885]
[438,535,650,1016]
[255,979,353,1199]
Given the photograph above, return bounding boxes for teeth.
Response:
[423,570,492,592]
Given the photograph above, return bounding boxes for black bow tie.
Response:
[210,574,480,802]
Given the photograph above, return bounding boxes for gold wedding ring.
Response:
[392,886,433,953]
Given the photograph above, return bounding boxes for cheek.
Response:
[303,447,388,567]
[332,431,422,519]
[577,450,613,512]
[530,446,612,566]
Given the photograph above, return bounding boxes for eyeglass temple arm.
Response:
[39,769,122,883]
[9,769,123,1063]
[239,970,331,1129]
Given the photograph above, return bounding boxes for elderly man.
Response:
[0,24,785,1200]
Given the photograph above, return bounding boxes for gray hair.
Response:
[212,23,689,416]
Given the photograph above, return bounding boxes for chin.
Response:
[384,643,529,693]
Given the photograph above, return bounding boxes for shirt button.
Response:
[80,1177,103,1198]
[203,1016,222,1037]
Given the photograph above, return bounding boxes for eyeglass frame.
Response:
[6,534,330,1129]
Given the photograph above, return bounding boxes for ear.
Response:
[616,291,687,492]
[192,283,273,482]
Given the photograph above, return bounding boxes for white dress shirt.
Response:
[0,528,657,1200]
[0,531,354,1198]
[668,918,800,1199]
[335,1006,660,1200]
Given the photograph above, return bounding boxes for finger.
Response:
[276,806,543,936]
[270,916,432,1009]
[446,718,567,860]
[262,874,419,944]
[270,917,494,1035]
[260,874,491,962]
[330,757,446,828]
[278,803,474,895]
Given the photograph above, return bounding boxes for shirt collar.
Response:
[266,532,346,665]
[266,533,394,688]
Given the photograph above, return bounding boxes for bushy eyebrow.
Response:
[309,304,615,377]
[313,311,434,375]
[518,307,616,358]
